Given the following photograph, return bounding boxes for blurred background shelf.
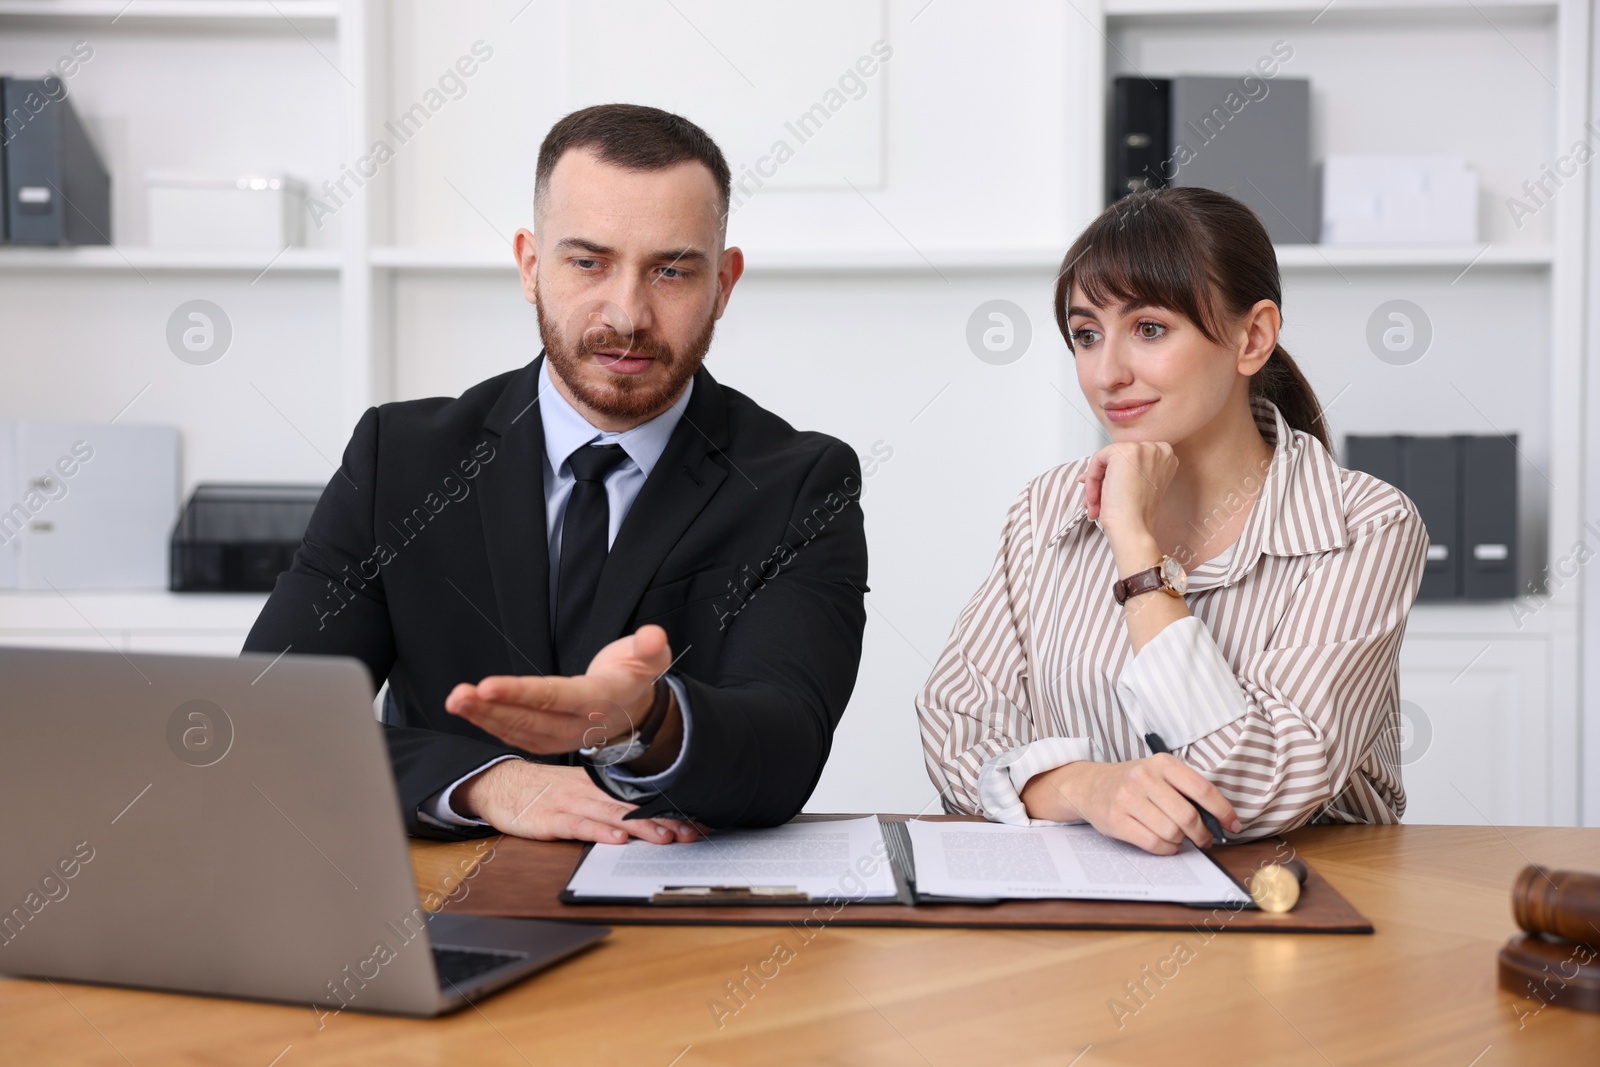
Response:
[0,590,266,655]
[1103,0,1556,19]
[0,246,341,272]
[371,243,1557,273]
[1273,243,1554,269]
[371,245,1070,273]
[0,0,339,28]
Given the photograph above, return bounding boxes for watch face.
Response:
[1162,556,1188,594]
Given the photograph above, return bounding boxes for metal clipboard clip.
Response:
[650,885,811,905]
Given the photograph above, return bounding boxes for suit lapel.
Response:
[576,367,730,666]
[475,354,555,676]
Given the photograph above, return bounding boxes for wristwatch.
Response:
[579,678,673,768]
[1112,554,1188,605]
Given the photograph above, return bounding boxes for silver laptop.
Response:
[0,645,607,1016]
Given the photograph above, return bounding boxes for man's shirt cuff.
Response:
[417,754,524,829]
[602,674,693,801]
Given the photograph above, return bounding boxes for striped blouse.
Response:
[916,397,1429,839]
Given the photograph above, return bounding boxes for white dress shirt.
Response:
[420,361,696,828]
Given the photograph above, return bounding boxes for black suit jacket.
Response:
[243,354,868,839]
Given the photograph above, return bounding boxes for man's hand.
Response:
[444,625,674,754]
[451,761,700,844]
[1020,755,1241,854]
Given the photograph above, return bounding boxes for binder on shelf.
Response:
[1168,75,1315,243]
[1344,434,1517,602]
[1343,435,1402,490]
[1107,74,1317,242]
[1403,436,1461,601]
[1348,435,1450,600]
[1108,76,1171,204]
[1,76,111,246]
[1460,436,1518,600]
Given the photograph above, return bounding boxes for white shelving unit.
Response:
[0,0,339,23]
[0,239,1556,277]
[1099,0,1591,827]
[365,241,1556,274]
[0,246,340,272]
[0,0,1590,822]
[1103,0,1556,16]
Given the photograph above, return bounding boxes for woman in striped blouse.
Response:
[917,188,1429,854]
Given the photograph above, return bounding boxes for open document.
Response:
[564,815,899,903]
[904,820,1251,906]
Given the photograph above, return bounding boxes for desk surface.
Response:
[4,824,1598,1066]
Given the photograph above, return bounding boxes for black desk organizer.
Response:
[170,483,321,592]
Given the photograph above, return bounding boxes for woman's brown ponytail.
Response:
[1251,343,1329,452]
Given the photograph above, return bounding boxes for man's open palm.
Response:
[444,624,674,753]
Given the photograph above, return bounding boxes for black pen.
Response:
[1143,731,1228,846]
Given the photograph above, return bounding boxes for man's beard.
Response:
[537,291,716,422]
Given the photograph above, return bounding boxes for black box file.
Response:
[1,76,111,245]
[1344,434,1518,601]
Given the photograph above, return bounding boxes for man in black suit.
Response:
[243,104,868,843]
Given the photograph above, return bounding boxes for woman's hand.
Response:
[1021,756,1242,854]
[1079,441,1179,540]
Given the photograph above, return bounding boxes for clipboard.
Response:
[558,815,905,907]
[554,819,986,908]
[448,815,1374,934]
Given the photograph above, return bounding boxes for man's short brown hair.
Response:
[535,103,732,224]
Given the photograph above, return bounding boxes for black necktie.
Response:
[555,442,628,675]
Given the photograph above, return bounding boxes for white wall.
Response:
[0,271,344,493]
[1584,4,1600,827]
[376,0,1084,255]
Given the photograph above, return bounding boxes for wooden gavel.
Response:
[1497,865,1600,1013]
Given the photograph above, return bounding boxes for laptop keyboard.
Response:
[432,945,529,990]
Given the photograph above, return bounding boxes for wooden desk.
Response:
[3,825,1597,1066]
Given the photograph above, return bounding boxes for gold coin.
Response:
[1250,864,1302,913]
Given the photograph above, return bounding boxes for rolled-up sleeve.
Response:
[917,486,1097,824]
[979,736,1097,825]
[1117,615,1251,747]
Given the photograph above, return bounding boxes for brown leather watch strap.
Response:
[1112,565,1166,605]
[631,677,674,749]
